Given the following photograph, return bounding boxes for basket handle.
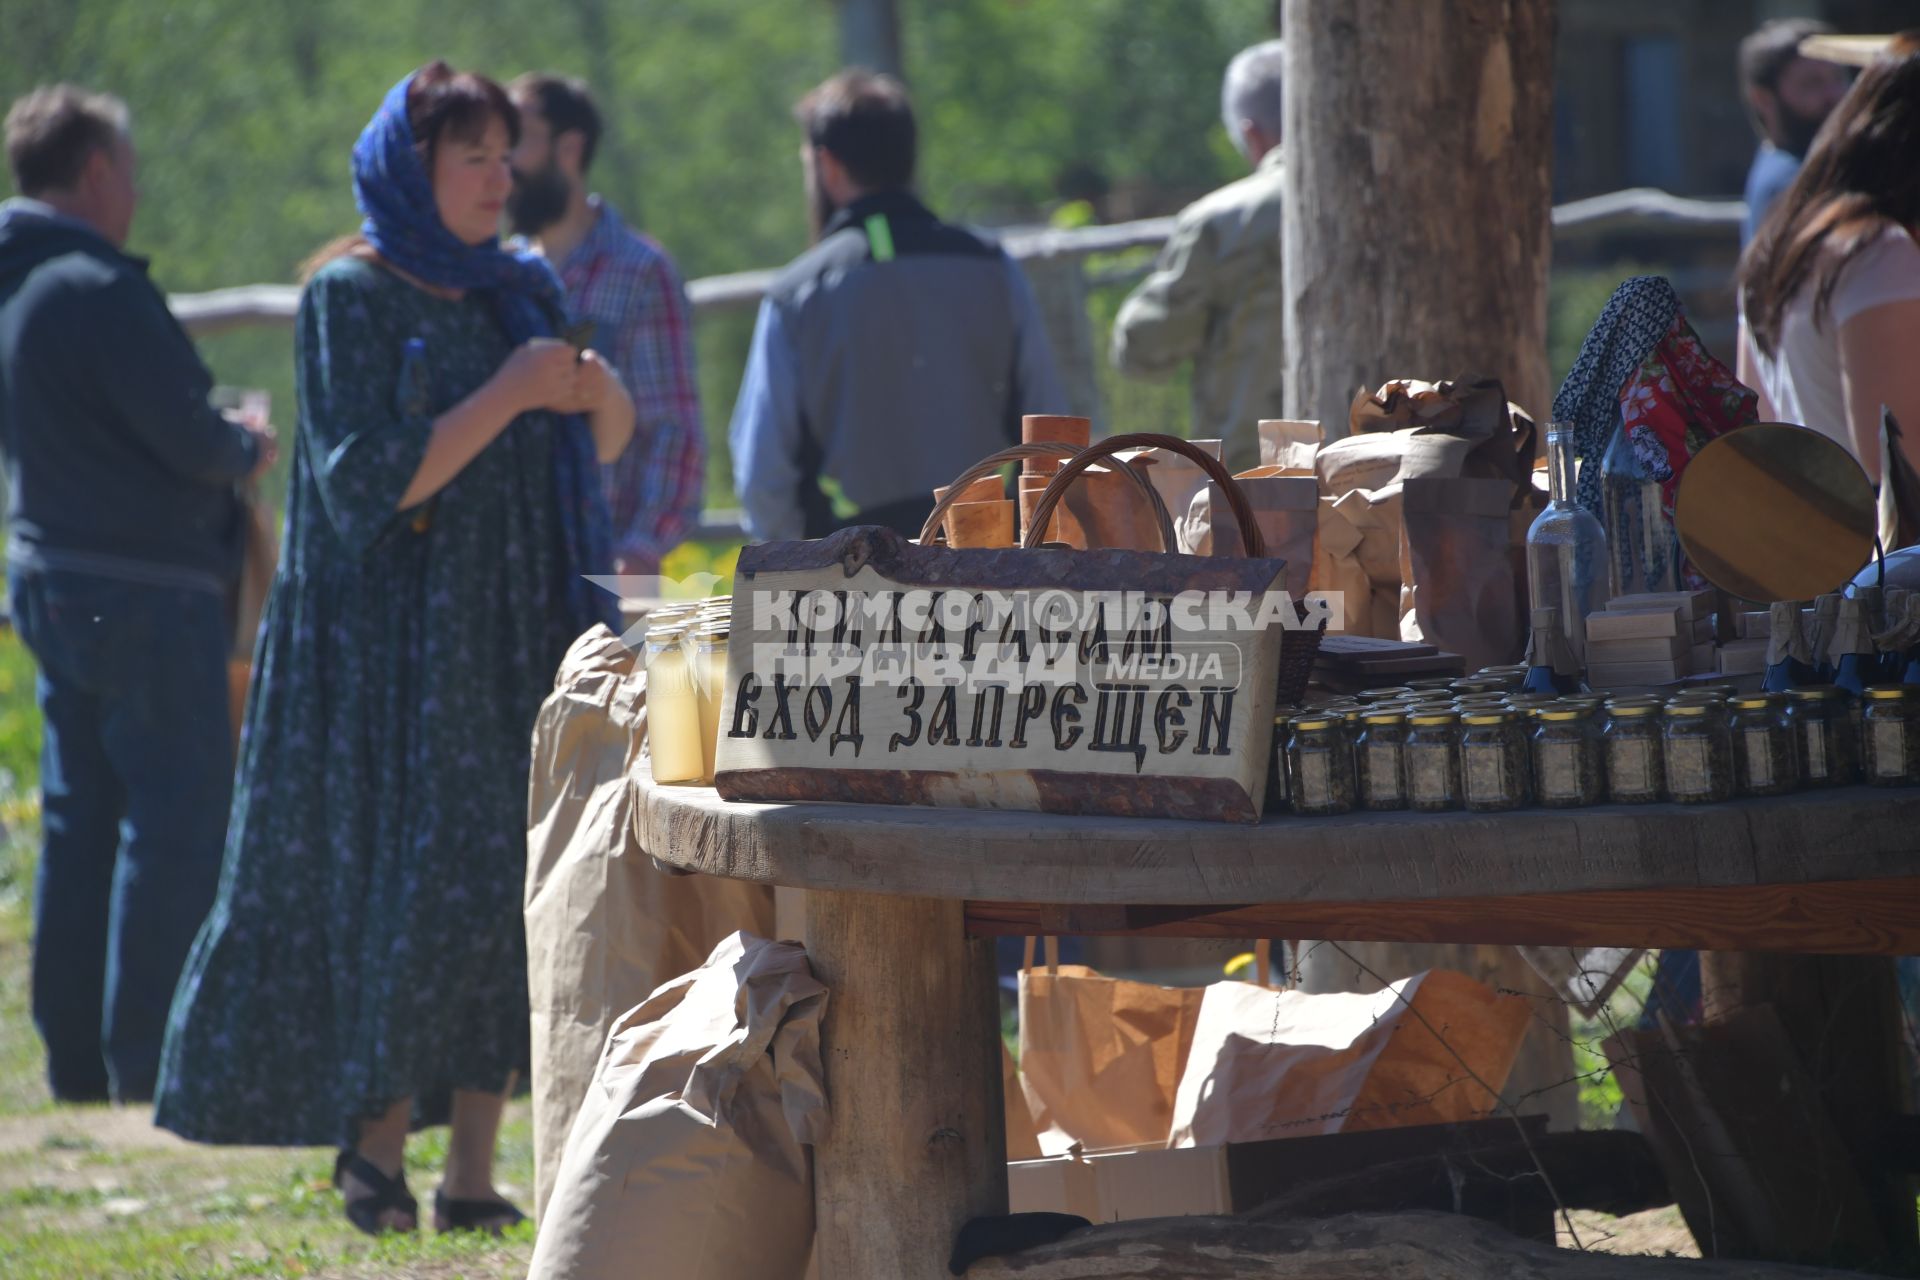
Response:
[1024,432,1266,557]
[917,441,1173,549]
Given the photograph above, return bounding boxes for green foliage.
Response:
[2,0,1277,513]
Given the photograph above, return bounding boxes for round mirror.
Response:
[1673,422,1875,603]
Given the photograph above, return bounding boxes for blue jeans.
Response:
[10,568,233,1102]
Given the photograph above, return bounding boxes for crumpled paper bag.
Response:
[1018,939,1205,1154]
[528,931,828,1280]
[525,625,775,1219]
[1168,968,1530,1147]
[1177,470,1318,599]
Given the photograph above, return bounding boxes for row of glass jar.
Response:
[644,597,733,785]
[1270,683,1920,817]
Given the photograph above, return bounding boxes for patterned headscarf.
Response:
[352,70,614,631]
[1552,275,1759,587]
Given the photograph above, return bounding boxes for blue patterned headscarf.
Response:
[352,70,615,631]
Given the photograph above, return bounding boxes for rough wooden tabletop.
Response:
[635,769,1920,906]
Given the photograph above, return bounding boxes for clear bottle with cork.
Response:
[1527,423,1610,666]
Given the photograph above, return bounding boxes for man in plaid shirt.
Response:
[508,73,703,573]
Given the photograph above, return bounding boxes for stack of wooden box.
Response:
[1718,610,1774,677]
[1582,590,1717,688]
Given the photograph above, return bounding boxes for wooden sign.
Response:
[712,527,1295,823]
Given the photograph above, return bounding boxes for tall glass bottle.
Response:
[1527,424,1610,667]
[1600,420,1681,598]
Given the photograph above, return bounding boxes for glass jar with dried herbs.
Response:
[1603,701,1664,803]
[1286,713,1356,815]
[1861,687,1920,787]
[1460,709,1531,812]
[1404,710,1463,811]
[1662,702,1734,803]
[1729,693,1799,797]
[1531,705,1606,807]
[1355,709,1410,811]
[1785,685,1857,787]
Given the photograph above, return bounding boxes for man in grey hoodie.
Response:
[0,84,274,1102]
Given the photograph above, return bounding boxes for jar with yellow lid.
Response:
[1862,687,1920,786]
[1603,701,1664,803]
[644,622,705,784]
[1404,710,1463,812]
[1785,685,1857,786]
[1285,713,1355,815]
[1355,709,1410,811]
[1729,693,1797,797]
[1662,702,1733,803]
[1459,709,1530,811]
[1531,705,1606,807]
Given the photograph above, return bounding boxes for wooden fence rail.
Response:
[167,187,1741,337]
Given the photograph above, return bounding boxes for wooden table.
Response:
[636,777,1920,1278]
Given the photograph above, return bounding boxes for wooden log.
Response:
[1280,0,1556,433]
[1696,952,1918,1267]
[805,890,1005,1279]
[961,1209,1857,1278]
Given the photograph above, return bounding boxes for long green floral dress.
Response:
[155,256,598,1144]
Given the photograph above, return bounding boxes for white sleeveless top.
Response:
[1747,222,1920,460]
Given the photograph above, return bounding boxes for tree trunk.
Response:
[836,0,905,79]
[1280,0,1556,437]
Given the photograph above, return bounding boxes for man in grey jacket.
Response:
[1111,40,1287,474]
[729,69,1066,542]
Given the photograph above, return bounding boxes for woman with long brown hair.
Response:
[154,62,633,1235]
[1738,31,1920,483]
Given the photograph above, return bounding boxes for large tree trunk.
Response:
[1280,0,1557,436]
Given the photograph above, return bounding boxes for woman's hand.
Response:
[494,338,580,415]
[552,349,615,416]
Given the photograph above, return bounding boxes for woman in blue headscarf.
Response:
[155,62,632,1236]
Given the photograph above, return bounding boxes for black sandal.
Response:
[434,1187,526,1234]
[332,1149,418,1236]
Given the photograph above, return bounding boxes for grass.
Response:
[0,628,538,1278]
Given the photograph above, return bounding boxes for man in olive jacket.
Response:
[1111,40,1286,474]
[0,85,274,1102]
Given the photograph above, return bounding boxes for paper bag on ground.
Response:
[529,931,828,1280]
[1018,942,1205,1153]
[1397,477,1526,672]
[525,625,776,1218]
[1168,969,1529,1147]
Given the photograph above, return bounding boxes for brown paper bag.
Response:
[1017,939,1205,1154]
[1257,419,1323,474]
[528,931,828,1280]
[1168,968,1530,1147]
[1397,476,1526,671]
[525,626,776,1219]
[1003,1044,1045,1162]
[1059,460,1167,551]
[1176,474,1317,600]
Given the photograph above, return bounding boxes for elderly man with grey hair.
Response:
[1111,39,1286,472]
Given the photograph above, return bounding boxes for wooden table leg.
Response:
[804,889,1007,1278]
